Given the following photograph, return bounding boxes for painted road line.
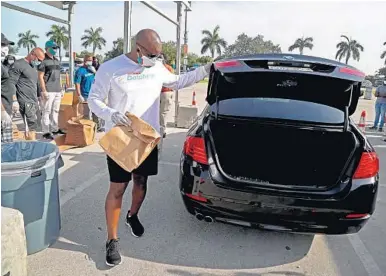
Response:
[348,234,383,276]
[159,161,179,167]
[373,145,386,148]
[60,170,108,206]
[366,135,384,138]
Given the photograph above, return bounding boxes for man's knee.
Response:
[132,174,148,190]
[108,182,128,198]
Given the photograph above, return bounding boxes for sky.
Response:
[1,1,386,75]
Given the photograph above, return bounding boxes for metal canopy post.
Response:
[68,2,74,87]
[123,1,133,53]
[174,2,183,126]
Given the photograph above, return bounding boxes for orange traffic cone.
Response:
[192,91,196,106]
[358,110,366,132]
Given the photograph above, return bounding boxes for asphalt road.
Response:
[26,125,386,276]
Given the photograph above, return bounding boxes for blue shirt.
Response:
[74,66,95,98]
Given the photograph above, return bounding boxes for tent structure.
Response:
[1,1,192,125]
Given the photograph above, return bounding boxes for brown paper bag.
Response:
[64,117,96,146]
[99,113,161,172]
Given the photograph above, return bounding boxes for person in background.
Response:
[74,55,101,129]
[1,33,15,143]
[88,28,210,267]
[370,80,386,132]
[3,55,15,69]
[159,53,174,138]
[92,56,100,71]
[38,40,64,140]
[8,48,45,141]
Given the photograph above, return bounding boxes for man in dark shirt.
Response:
[1,33,15,143]
[38,40,63,140]
[8,47,45,140]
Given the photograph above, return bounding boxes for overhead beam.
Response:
[1,2,68,24]
[140,1,178,26]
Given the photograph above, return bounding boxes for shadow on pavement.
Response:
[44,131,313,272]
[166,269,306,276]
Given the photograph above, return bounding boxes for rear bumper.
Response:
[179,161,378,235]
[181,194,371,235]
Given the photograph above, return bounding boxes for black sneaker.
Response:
[163,132,166,138]
[43,133,55,140]
[125,211,144,237]
[369,126,377,130]
[379,128,383,132]
[53,129,66,135]
[105,239,122,267]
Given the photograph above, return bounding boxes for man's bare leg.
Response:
[130,174,148,214]
[126,174,148,237]
[105,182,128,240]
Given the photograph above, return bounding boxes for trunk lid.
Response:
[207,55,365,116]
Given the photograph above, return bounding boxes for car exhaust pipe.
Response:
[195,213,204,221]
[204,216,214,223]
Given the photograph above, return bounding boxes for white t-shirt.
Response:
[88,54,208,133]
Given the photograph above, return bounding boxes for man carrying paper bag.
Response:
[88,29,211,267]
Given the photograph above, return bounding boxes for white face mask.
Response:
[8,60,14,65]
[86,61,93,66]
[141,56,157,68]
[1,46,9,57]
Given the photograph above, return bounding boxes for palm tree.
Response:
[46,24,69,61]
[17,30,39,53]
[381,42,386,65]
[200,25,227,58]
[81,27,107,55]
[335,35,364,64]
[288,37,314,55]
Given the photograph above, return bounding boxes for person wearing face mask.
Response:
[8,47,45,140]
[74,55,100,125]
[88,29,211,267]
[38,40,64,140]
[1,33,15,143]
[3,55,16,69]
[92,56,100,71]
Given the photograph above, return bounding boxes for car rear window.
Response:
[210,98,344,124]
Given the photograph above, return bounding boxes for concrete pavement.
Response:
[25,84,386,276]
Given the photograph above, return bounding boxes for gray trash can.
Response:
[1,141,64,255]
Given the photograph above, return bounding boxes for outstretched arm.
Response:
[161,64,211,90]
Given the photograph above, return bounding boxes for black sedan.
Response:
[179,54,379,234]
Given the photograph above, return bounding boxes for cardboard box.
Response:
[64,117,96,147]
[99,113,161,172]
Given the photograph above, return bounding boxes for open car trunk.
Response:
[209,119,359,188]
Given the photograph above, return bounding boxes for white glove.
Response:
[111,112,132,126]
[78,95,85,103]
[12,101,19,113]
[204,63,212,74]
[1,110,12,129]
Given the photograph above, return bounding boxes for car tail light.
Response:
[185,193,208,203]
[345,213,369,219]
[184,136,208,165]
[339,67,365,78]
[215,60,242,68]
[353,152,379,179]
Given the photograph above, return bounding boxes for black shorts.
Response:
[19,102,38,131]
[107,147,158,183]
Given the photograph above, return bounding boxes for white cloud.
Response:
[2,1,385,74]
